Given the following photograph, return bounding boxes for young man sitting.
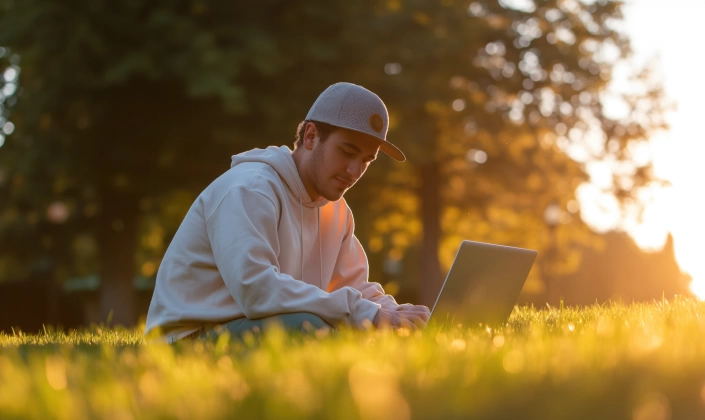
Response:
[145,82,430,343]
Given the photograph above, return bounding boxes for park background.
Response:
[0,0,701,331]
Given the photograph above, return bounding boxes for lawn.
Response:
[2,296,705,419]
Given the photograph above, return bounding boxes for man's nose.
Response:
[347,160,364,179]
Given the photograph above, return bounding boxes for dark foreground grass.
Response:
[2,296,705,419]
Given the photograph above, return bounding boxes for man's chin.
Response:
[321,189,346,202]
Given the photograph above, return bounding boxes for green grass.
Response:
[2,296,705,419]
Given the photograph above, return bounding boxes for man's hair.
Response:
[293,120,336,150]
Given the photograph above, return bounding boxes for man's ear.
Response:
[303,122,317,150]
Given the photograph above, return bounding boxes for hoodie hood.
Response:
[230,146,328,209]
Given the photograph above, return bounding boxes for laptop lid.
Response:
[430,240,538,328]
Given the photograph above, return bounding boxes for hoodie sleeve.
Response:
[206,185,380,328]
[328,208,400,311]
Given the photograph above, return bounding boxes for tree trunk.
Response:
[95,191,139,327]
[419,162,443,307]
[542,225,559,306]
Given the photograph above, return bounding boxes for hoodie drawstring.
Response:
[318,207,323,290]
[299,196,304,283]
[298,195,323,290]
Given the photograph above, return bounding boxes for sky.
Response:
[578,0,705,297]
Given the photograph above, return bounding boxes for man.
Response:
[145,82,430,343]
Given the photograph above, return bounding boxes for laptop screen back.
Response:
[430,240,537,328]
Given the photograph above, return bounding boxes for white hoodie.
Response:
[145,145,399,342]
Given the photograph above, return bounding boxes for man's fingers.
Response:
[376,311,394,329]
[396,317,416,330]
[375,308,429,330]
[388,312,412,329]
[408,315,426,328]
[391,312,419,330]
[398,304,431,316]
[414,306,431,322]
[412,305,431,315]
[400,309,430,322]
[396,312,428,328]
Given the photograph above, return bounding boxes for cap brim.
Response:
[379,140,406,162]
[325,122,407,162]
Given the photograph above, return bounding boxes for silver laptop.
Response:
[429,240,538,328]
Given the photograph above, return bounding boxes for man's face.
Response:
[308,128,380,201]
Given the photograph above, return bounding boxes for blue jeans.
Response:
[198,312,332,340]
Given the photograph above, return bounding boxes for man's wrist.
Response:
[352,299,381,329]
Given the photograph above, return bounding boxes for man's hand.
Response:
[373,304,431,329]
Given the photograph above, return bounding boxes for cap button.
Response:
[369,113,384,133]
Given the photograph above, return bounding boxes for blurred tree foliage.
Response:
[0,0,667,324]
[341,0,667,305]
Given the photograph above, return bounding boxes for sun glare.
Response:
[621,111,705,299]
[614,0,705,299]
[653,92,705,299]
[688,276,705,300]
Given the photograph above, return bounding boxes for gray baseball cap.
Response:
[305,82,406,162]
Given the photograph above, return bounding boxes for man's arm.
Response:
[328,206,431,329]
[327,207,400,310]
[206,186,379,328]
